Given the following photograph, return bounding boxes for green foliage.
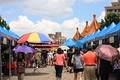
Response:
[100,13,120,29]
[0,16,10,30]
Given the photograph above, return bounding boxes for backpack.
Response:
[73,54,83,69]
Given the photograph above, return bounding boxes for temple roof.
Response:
[87,14,100,35]
[81,21,89,37]
[72,27,81,40]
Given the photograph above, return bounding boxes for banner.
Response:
[2,37,7,44]
[109,37,114,43]
[91,42,93,46]
[99,40,102,44]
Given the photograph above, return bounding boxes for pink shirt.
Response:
[54,53,65,66]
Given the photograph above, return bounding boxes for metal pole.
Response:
[9,41,12,80]
[0,40,2,80]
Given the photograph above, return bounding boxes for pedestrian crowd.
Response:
[2,45,120,80]
[52,45,120,80]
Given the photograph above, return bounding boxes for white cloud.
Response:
[0,0,24,5]
[81,0,103,3]
[98,11,105,22]
[0,0,76,18]
[21,0,76,18]
[111,0,118,2]
[9,11,104,39]
[9,15,85,39]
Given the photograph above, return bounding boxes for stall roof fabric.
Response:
[0,26,19,40]
[102,22,116,36]
[74,40,83,48]
[96,22,116,40]
[81,21,89,37]
[62,38,76,47]
[95,26,107,40]
[88,29,100,41]
[72,27,81,40]
[109,22,120,34]
[87,14,100,35]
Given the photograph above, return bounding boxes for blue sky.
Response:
[0,0,118,38]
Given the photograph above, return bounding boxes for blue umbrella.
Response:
[13,45,35,53]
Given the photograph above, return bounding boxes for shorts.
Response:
[74,68,83,73]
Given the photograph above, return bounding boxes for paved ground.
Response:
[10,66,74,80]
[7,66,115,80]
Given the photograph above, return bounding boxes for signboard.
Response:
[12,40,15,46]
[99,40,102,44]
[109,37,114,43]
[91,42,93,46]
[2,37,7,44]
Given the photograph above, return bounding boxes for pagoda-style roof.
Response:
[81,21,89,37]
[72,27,81,40]
[87,14,100,35]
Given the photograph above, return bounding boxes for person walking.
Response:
[66,48,74,73]
[98,58,111,80]
[71,48,83,80]
[32,49,41,72]
[54,48,65,80]
[82,46,97,80]
[114,57,120,80]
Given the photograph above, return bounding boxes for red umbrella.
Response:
[95,44,119,62]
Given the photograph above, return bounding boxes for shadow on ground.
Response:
[25,72,49,76]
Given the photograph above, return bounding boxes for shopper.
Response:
[82,46,97,80]
[54,48,65,80]
[71,48,83,80]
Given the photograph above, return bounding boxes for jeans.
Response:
[55,65,63,78]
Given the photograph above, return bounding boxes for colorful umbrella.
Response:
[17,32,54,43]
[13,45,35,53]
[95,44,119,62]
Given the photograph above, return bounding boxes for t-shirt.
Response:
[34,52,41,60]
[72,54,83,69]
[82,51,97,65]
[54,53,65,66]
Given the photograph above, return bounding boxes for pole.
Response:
[9,47,11,80]
[0,43,2,80]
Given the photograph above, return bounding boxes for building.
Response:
[48,32,67,44]
[105,0,120,18]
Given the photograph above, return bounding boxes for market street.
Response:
[9,66,115,80]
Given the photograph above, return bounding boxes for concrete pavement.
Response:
[9,66,115,80]
[10,66,74,80]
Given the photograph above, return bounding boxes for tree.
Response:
[105,13,120,27]
[0,16,10,30]
[100,13,120,29]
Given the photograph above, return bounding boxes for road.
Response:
[10,66,73,80]
[9,66,115,80]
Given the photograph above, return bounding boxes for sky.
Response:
[0,0,118,39]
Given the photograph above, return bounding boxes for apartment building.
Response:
[105,0,120,17]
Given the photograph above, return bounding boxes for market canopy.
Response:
[74,40,83,48]
[95,26,107,40]
[62,38,76,47]
[0,27,19,40]
[97,22,116,40]
[72,27,81,40]
[88,29,100,41]
[108,22,120,35]
[87,14,100,35]
[81,21,89,37]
